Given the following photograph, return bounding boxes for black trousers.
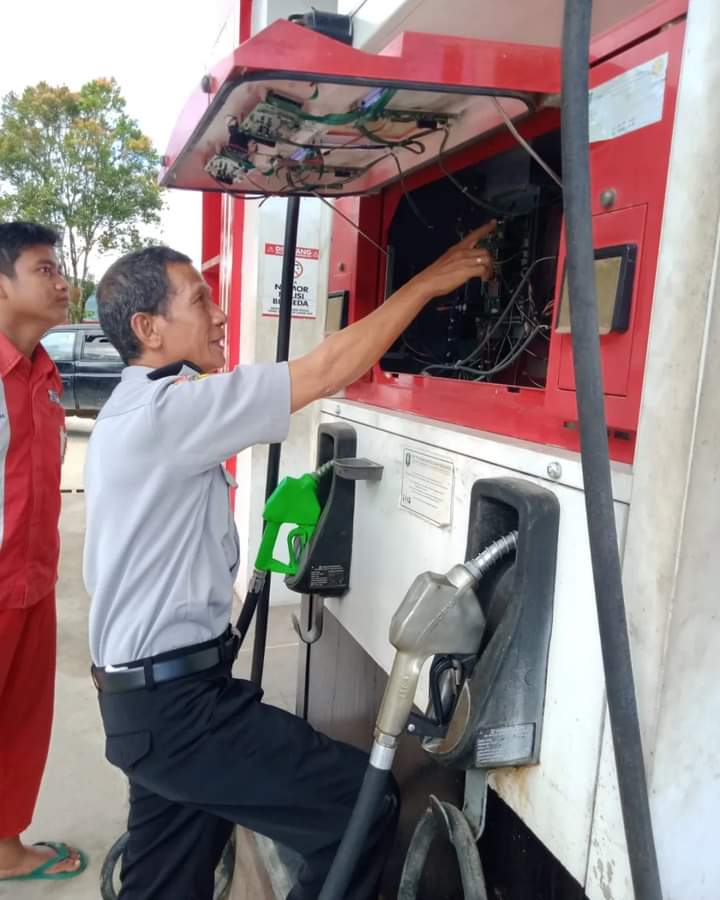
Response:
[98,656,399,900]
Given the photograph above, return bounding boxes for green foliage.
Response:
[0,78,163,321]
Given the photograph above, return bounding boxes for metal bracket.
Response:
[292,594,325,645]
[462,767,490,842]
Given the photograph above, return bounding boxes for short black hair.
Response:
[0,221,59,277]
[97,246,192,364]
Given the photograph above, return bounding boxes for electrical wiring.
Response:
[356,123,438,155]
[491,97,562,188]
[401,337,439,362]
[284,149,394,191]
[423,324,547,380]
[267,87,396,126]
[213,92,449,196]
[474,325,547,380]
[436,129,513,218]
[236,127,428,154]
[449,256,556,369]
[310,191,390,258]
[391,152,434,231]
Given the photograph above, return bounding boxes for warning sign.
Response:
[261,243,319,319]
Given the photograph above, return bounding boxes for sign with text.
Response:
[400,447,455,527]
[261,243,319,318]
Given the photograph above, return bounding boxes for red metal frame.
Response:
[343,17,686,464]
[161,20,562,197]
[214,0,254,491]
[590,0,687,63]
[187,0,688,467]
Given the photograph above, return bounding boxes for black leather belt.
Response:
[91,628,239,694]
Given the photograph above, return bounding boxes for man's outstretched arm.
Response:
[288,223,495,413]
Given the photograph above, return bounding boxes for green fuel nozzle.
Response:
[254,461,334,576]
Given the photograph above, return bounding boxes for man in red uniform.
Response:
[0,222,86,882]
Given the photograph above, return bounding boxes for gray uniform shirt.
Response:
[84,362,290,666]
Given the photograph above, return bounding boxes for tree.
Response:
[0,78,163,321]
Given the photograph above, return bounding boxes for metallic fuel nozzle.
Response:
[374,532,518,751]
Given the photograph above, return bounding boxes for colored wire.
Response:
[349,0,371,17]
[310,191,390,258]
[268,88,395,126]
[356,123,436,155]
[450,256,556,369]
[491,98,562,188]
[391,153,434,231]
[436,129,511,217]
[423,325,547,380]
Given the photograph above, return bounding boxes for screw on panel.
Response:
[599,188,617,208]
[547,461,562,480]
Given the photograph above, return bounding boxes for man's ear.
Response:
[130,312,163,352]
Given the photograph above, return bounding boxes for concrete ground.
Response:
[1,417,299,899]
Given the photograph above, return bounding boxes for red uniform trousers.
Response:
[0,591,56,838]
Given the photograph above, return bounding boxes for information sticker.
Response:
[400,447,455,527]
[589,53,669,143]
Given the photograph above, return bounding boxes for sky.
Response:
[1,0,238,272]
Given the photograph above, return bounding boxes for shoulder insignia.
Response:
[172,372,213,386]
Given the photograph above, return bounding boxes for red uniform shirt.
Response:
[0,330,65,609]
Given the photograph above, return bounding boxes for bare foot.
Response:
[0,837,83,878]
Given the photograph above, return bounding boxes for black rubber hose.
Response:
[233,572,266,646]
[250,194,301,686]
[317,763,390,900]
[100,831,236,900]
[397,800,488,900]
[561,3,662,898]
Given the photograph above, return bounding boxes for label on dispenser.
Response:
[589,53,668,143]
[474,723,536,767]
[309,564,346,589]
[400,447,454,527]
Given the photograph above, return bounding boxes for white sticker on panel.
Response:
[589,52,668,143]
[400,447,454,527]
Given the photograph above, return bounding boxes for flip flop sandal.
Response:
[0,841,88,881]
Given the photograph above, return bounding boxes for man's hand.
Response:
[289,221,497,412]
[407,221,496,300]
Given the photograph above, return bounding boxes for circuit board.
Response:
[203,88,458,191]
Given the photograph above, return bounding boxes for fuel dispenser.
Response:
[159,2,678,897]
[318,479,559,899]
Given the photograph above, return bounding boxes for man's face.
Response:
[155,263,227,373]
[0,245,69,330]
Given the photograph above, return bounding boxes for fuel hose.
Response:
[561,2,662,897]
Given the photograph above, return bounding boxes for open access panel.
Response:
[163,18,685,464]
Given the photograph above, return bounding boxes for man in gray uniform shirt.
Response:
[84,224,494,900]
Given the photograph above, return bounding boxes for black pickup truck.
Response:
[41,323,123,416]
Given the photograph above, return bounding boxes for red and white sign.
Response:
[261,243,320,319]
[264,243,319,260]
